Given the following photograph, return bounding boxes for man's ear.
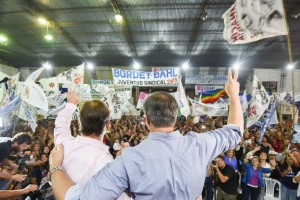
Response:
[144,114,151,126]
[105,120,111,130]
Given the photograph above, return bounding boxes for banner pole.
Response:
[282,0,295,130]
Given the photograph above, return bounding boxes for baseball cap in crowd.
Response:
[268,150,277,156]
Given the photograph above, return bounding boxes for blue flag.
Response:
[259,99,278,142]
[0,95,21,132]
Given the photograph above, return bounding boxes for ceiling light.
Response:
[287,63,294,70]
[233,63,240,70]
[0,35,8,44]
[115,14,123,23]
[86,62,94,70]
[43,62,52,70]
[44,34,53,41]
[38,18,48,25]
[133,61,141,69]
[182,61,189,70]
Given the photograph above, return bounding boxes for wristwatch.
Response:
[50,166,63,177]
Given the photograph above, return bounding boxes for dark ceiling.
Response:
[0,0,299,70]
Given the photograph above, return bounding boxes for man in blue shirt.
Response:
[49,68,244,200]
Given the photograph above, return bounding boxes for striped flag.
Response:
[259,99,278,142]
[201,89,226,104]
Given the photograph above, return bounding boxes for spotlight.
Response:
[0,35,8,44]
[43,62,52,70]
[38,18,48,25]
[115,14,123,23]
[44,34,53,41]
[287,63,294,70]
[182,62,189,70]
[233,63,240,70]
[133,61,141,69]
[86,62,94,70]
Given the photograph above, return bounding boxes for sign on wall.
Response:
[195,85,224,95]
[185,74,227,85]
[112,68,179,86]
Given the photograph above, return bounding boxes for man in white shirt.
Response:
[53,89,131,199]
[53,89,113,185]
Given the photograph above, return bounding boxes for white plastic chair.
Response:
[264,178,281,200]
[237,172,242,194]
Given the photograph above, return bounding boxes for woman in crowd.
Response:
[224,149,238,172]
[30,153,50,186]
[259,135,273,154]
[41,145,51,156]
[32,143,41,160]
[242,155,264,200]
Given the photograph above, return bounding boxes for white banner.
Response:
[195,85,224,95]
[22,67,48,112]
[80,84,92,101]
[21,82,49,112]
[185,74,227,85]
[22,102,37,132]
[57,64,84,85]
[0,73,20,109]
[48,93,66,108]
[39,77,59,92]
[177,80,190,117]
[247,75,271,127]
[112,68,179,86]
[222,0,287,44]
[189,97,228,117]
[26,66,45,82]
[111,103,122,119]
[136,92,149,109]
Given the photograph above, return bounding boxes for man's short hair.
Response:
[80,100,110,136]
[216,155,225,161]
[12,132,32,145]
[143,92,178,128]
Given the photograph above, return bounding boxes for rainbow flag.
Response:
[201,89,226,103]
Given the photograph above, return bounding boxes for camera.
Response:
[211,160,217,165]
[25,181,52,200]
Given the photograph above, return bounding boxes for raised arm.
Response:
[226,68,244,133]
[195,68,243,162]
[50,144,129,200]
[54,89,80,145]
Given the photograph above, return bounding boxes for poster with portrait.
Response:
[247,75,271,127]
[223,0,288,44]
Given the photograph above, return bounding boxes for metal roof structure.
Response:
[0,0,299,70]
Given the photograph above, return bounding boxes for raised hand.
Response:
[67,88,81,105]
[225,68,240,98]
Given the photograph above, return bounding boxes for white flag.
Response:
[22,67,48,112]
[246,75,271,127]
[177,80,190,117]
[222,0,287,44]
[111,103,122,119]
[0,73,20,109]
[26,66,45,82]
[21,82,48,112]
[57,64,84,85]
[21,102,37,132]
[241,90,248,113]
[189,97,228,117]
[39,77,59,92]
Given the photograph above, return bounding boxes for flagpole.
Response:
[282,0,296,130]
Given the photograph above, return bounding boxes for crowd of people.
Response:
[0,69,299,200]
